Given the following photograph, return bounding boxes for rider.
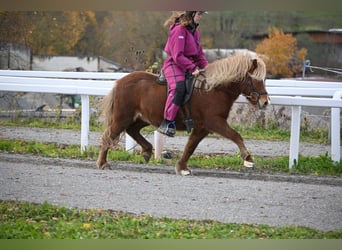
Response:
[158,11,208,137]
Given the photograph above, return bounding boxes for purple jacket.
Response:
[163,22,208,82]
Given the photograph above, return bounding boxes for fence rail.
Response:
[0,70,341,169]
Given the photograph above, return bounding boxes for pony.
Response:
[97,53,269,175]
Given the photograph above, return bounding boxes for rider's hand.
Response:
[192,68,200,76]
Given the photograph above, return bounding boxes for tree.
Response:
[0,11,95,55]
[97,11,168,71]
[255,27,307,78]
[28,11,92,55]
[0,11,34,46]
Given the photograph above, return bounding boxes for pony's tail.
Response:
[102,87,115,128]
[100,86,116,148]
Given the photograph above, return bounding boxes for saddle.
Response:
[157,70,196,133]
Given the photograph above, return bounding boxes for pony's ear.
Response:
[248,59,258,74]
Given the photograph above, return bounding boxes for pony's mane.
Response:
[203,53,266,90]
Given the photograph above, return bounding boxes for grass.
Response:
[188,152,342,176]
[1,200,341,239]
[1,139,341,177]
[232,124,331,144]
[0,115,84,130]
[0,119,334,144]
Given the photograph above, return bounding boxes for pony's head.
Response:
[241,57,270,109]
[200,53,270,109]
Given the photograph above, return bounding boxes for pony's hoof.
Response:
[180,169,192,176]
[142,152,152,163]
[97,162,110,170]
[243,160,255,169]
[174,162,192,176]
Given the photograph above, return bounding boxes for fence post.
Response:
[302,60,310,79]
[331,90,342,162]
[125,133,135,153]
[80,94,89,153]
[289,104,301,169]
[154,130,164,159]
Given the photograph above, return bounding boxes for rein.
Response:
[193,71,210,91]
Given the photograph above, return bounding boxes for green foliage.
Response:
[1,200,341,239]
[292,154,342,176]
[232,124,330,144]
[145,58,163,74]
[232,124,291,141]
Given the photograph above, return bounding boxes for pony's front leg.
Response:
[232,133,255,168]
[208,119,255,168]
[227,128,255,167]
[176,129,209,175]
[226,129,255,168]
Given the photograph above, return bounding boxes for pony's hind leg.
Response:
[126,120,153,162]
[97,124,124,169]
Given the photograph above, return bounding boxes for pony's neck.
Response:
[203,53,266,92]
[223,81,243,98]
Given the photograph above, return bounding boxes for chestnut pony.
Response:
[97,53,269,175]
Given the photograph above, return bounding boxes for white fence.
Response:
[0,70,341,169]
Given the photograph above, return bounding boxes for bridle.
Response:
[241,75,268,108]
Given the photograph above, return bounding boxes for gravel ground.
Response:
[1,153,342,232]
[0,125,342,232]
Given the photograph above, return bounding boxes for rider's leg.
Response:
[158,81,186,137]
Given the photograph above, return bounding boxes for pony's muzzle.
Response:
[267,96,271,105]
[258,95,270,109]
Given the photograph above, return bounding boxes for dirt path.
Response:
[1,152,342,232]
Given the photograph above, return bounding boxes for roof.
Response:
[245,29,342,43]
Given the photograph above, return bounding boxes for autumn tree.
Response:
[97,11,169,71]
[255,27,307,78]
[0,11,95,55]
[29,11,94,55]
[0,11,34,46]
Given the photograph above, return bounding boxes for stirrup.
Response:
[158,120,176,137]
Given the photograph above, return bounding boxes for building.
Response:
[31,55,131,72]
[0,41,131,72]
[0,41,31,70]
